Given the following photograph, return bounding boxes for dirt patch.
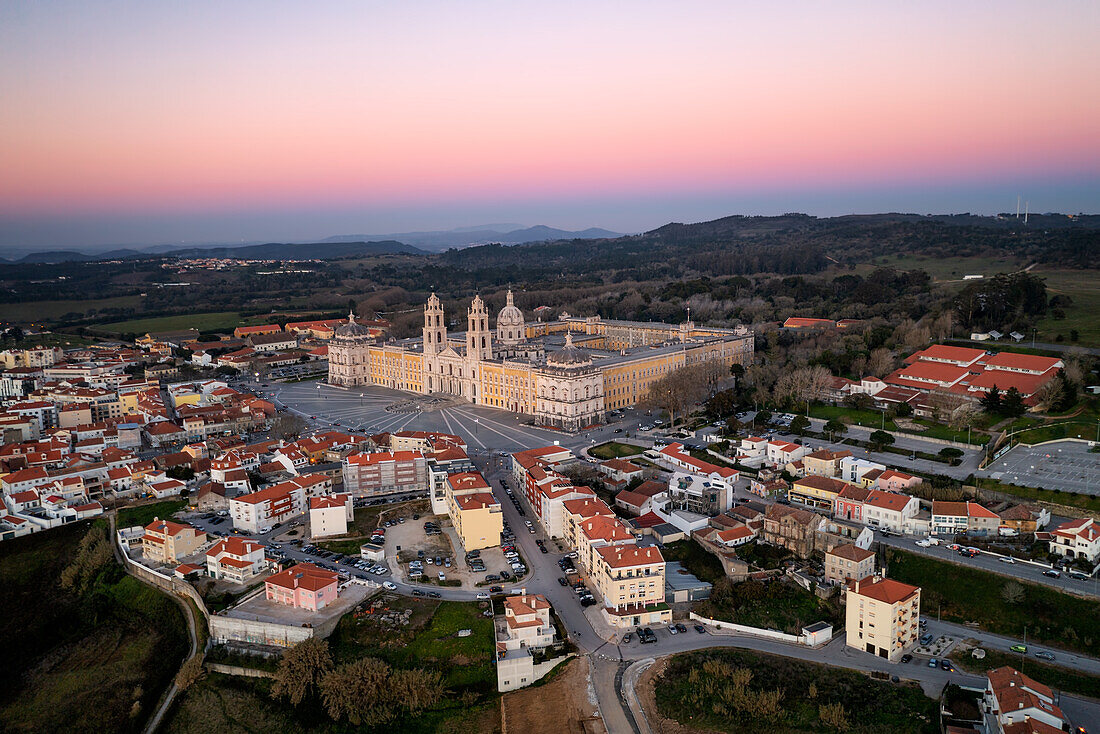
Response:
[637,657,720,734]
[502,657,601,734]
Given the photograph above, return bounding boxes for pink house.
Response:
[264,562,339,611]
[875,469,922,493]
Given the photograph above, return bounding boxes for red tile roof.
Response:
[849,576,918,605]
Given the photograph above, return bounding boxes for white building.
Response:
[206,537,267,582]
[1049,518,1100,563]
[309,494,354,538]
[230,474,331,533]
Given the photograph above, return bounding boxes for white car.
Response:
[915,540,931,547]
[476,592,490,600]
[382,581,397,590]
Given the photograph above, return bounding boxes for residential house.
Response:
[230,474,331,533]
[875,469,922,493]
[496,594,558,692]
[206,536,267,582]
[834,484,872,523]
[801,449,853,478]
[984,667,1067,734]
[825,543,875,585]
[994,503,1050,534]
[845,576,921,662]
[264,563,339,611]
[862,490,921,533]
[1048,518,1100,563]
[142,518,206,565]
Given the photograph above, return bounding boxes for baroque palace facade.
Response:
[328,291,753,431]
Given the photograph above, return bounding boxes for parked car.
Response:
[920,633,934,646]
[476,592,490,600]
[940,660,956,672]
[1035,651,1056,661]
[382,581,397,590]
[694,624,706,634]
[928,658,938,668]
[900,654,913,664]
[1043,569,1061,578]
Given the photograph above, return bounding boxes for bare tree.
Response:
[271,412,307,441]
[866,348,895,378]
[271,638,333,706]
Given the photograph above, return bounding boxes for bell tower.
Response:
[423,292,446,356]
[467,294,492,361]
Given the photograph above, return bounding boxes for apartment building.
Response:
[343,450,429,497]
[825,543,875,585]
[592,544,670,629]
[665,471,733,516]
[206,537,267,582]
[230,474,331,533]
[142,518,206,565]
[445,471,503,551]
[308,494,354,538]
[861,490,920,533]
[789,475,856,512]
[931,500,1001,537]
[845,576,920,662]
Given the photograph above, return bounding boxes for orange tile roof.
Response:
[266,562,338,592]
[455,492,498,511]
[828,543,874,562]
[849,576,918,605]
[596,544,664,569]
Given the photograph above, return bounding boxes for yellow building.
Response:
[789,475,855,511]
[845,576,920,662]
[141,517,206,565]
[329,293,753,430]
[446,471,503,551]
[592,544,670,628]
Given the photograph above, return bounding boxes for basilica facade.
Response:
[327,291,753,431]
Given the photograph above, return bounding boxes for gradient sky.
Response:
[2,1,1098,250]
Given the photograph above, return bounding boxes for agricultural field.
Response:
[854,253,1026,282]
[1,295,144,323]
[1033,268,1100,347]
[89,311,269,336]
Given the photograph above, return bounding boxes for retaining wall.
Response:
[688,611,804,645]
[204,662,275,679]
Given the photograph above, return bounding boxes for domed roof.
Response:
[547,332,590,367]
[497,289,524,325]
[334,311,372,339]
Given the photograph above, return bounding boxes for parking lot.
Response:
[981,439,1100,495]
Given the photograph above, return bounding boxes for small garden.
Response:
[589,441,645,460]
[693,577,842,635]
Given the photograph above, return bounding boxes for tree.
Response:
[866,348,895,378]
[1001,581,1025,605]
[790,415,811,435]
[980,386,1002,414]
[166,466,195,481]
[271,637,333,706]
[1001,387,1026,418]
[843,393,873,412]
[947,402,981,431]
[868,430,894,450]
[824,418,847,441]
[939,447,964,461]
[271,412,307,440]
[320,657,395,724]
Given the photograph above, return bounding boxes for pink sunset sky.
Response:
[1,1,1098,248]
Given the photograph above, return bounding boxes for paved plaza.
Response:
[980,439,1100,495]
[269,381,629,454]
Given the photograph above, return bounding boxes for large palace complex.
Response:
[328,292,754,430]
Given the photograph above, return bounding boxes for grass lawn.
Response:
[885,548,1100,657]
[655,648,938,733]
[1010,419,1100,445]
[808,404,898,431]
[909,419,990,445]
[1033,268,1100,348]
[953,645,1100,699]
[116,499,187,528]
[3,295,144,323]
[973,476,1100,514]
[662,539,725,584]
[589,441,645,460]
[694,577,843,635]
[0,521,188,733]
[865,253,1025,282]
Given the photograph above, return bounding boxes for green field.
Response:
[589,441,645,459]
[91,311,265,336]
[116,499,188,529]
[0,521,189,733]
[1033,268,1100,347]
[1,295,144,324]
[808,404,898,431]
[860,254,1026,282]
[972,475,1100,514]
[656,648,938,733]
[885,548,1100,657]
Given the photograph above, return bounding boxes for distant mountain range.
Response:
[319,224,622,252]
[0,224,622,264]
